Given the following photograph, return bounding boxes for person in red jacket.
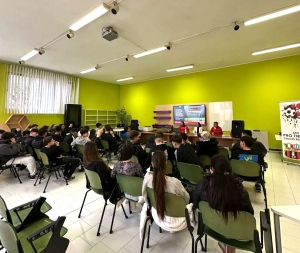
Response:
[179,121,190,133]
[210,122,223,135]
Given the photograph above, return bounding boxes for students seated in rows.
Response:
[96,123,103,138]
[78,125,90,137]
[0,132,37,180]
[141,151,190,233]
[101,125,118,154]
[32,128,48,149]
[63,128,78,146]
[179,121,190,133]
[193,122,203,135]
[71,128,91,148]
[41,136,80,181]
[145,131,163,149]
[129,130,147,167]
[231,136,264,192]
[122,126,131,139]
[231,130,267,156]
[210,121,223,135]
[193,154,254,253]
[83,141,116,190]
[171,135,201,166]
[52,126,64,142]
[17,130,30,145]
[196,132,219,157]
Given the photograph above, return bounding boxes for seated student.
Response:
[112,142,143,203]
[179,121,190,133]
[122,126,131,139]
[129,130,147,167]
[83,141,116,190]
[95,123,103,138]
[52,126,64,142]
[171,135,201,166]
[193,122,203,135]
[24,129,39,146]
[210,121,223,135]
[17,130,30,145]
[63,128,78,146]
[117,120,125,128]
[89,129,96,142]
[41,136,80,180]
[71,128,91,148]
[0,132,37,179]
[50,124,56,135]
[100,125,119,154]
[32,128,48,149]
[68,123,74,132]
[193,154,254,253]
[78,125,90,137]
[179,133,192,145]
[59,124,66,137]
[231,136,264,192]
[145,131,163,149]
[231,130,267,156]
[30,124,38,131]
[196,132,219,157]
[141,151,190,233]
[0,129,5,139]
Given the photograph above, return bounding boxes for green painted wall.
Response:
[0,63,119,128]
[120,54,300,149]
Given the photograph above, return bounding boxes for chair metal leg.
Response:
[10,167,17,178]
[97,200,108,236]
[43,172,53,193]
[34,169,42,186]
[121,204,128,219]
[78,189,91,218]
[110,203,117,234]
[159,227,162,233]
[54,170,59,179]
[39,168,46,184]
[191,236,194,253]
[13,167,22,184]
[129,201,132,214]
[204,234,207,252]
[140,217,151,253]
[146,223,151,248]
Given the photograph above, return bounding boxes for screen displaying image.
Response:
[173,105,206,125]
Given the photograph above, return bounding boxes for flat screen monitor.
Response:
[173,105,206,125]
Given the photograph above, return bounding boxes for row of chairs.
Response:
[0,195,69,253]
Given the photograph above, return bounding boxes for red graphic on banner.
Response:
[282,103,300,127]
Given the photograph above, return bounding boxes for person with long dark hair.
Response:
[179,121,190,133]
[141,150,189,233]
[193,122,203,135]
[83,141,116,190]
[193,154,254,253]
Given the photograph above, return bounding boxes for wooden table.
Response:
[139,132,239,147]
[271,205,300,253]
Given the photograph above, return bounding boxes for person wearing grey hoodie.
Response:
[71,128,91,148]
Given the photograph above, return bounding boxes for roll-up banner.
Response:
[279,101,300,165]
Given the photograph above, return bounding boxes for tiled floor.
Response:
[1,152,300,253]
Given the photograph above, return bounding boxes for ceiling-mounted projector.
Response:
[102,26,118,41]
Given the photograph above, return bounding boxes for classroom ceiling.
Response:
[0,0,300,84]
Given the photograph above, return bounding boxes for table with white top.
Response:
[113,128,124,137]
[271,205,300,253]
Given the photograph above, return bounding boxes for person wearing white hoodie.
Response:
[71,128,91,148]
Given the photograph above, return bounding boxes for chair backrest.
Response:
[116,174,143,197]
[19,144,27,153]
[39,152,50,166]
[122,137,129,143]
[130,155,139,164]
[0,195,9,221]
[145,147,151,153]
[146,187,186,217]
[199,201,256,240]
[218,147,229,158]
[0,220,22,253]
[26,145,34,156]
[199,155,211,166]
[34,148,42,160]
[177,162,203,183]
[60,142,70,153]
[166,160,173,175]
[84,169,103,194]
[166,142,173,148]
[100,140,110,150]
[75,144,84,155]
[230,159,260,177]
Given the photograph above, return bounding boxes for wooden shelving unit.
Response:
[5,114,30,131]
[84,110,117,128]
[153,110,172,121]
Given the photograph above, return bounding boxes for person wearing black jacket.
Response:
[101,125,119,154]
[52,126,64,142]
[196,132,219,157]
[17,130,30,145]
[63,128,78,146]
[0,132,37,179]
[129,130,147,167]
[24,129,39,146]
[145,131,163,149]
[41,136,80,180]
[32,129,48,149]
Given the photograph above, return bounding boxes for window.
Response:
[6,65,79,114]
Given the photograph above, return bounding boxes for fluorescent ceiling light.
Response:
[80,65,99,74]
[69,3,109,31]
[20,49,39,61]
[245,4,300,26]
[134,46,168,58]
[166,65,194,72]
[252,43,300,55]
[117,77,134,82]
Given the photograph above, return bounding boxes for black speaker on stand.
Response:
[130,120,139,131]
[64,104,82,128]
[231,120,245,138]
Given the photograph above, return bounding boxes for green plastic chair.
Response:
[0,195,52,228]
[130,155,139,164]
[195,201,262,253]
[145,147,151,153]
[0,216,69,253]
[60,142,70,154]
[78,169,128,236]
[75,144,84,155]
[122,137,130,143]
[140,187,186,253]
[199,155,211,168]
[100,140,111,163]
[166,160,173,175]
[26,145,35,156]
[19,143,27,153]
[218,147,229,159]
[177,162,203,187]
[166,142,173,148]
[116,174,143,214]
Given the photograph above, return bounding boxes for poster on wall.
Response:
[279,101,300,165]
